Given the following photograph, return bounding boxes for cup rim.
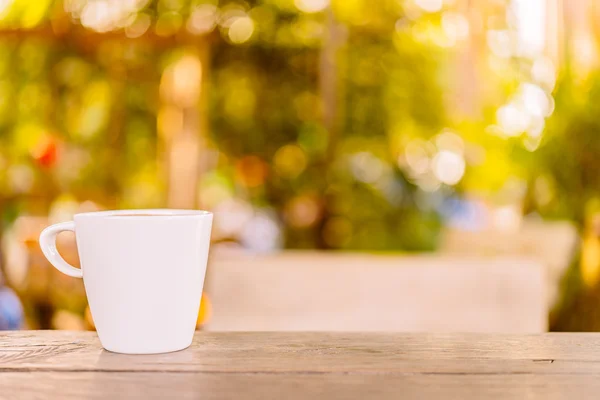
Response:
[74,209,212,219]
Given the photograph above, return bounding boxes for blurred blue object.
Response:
[0,286,24,330]
[439,197,488,231]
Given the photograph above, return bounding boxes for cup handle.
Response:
[39,222,83,278]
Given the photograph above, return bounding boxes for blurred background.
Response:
[0,0,599,332]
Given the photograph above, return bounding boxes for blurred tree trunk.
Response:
[545,0,564,66]
[317,7,345,248]
[563,0,598,74]
[454,0,481,118]
[320,7,344,151]
[162,42,211,209]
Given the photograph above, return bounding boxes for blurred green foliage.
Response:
[530,72,600,331]
[0,0,484,252]
[529,73,600,225]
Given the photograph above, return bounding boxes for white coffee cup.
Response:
[39,209,213,354]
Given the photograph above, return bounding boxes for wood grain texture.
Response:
[2,372,600,400]
[2,331,600,399]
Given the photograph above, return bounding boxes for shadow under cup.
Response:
[40,210,213,354]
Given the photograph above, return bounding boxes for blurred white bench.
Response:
[440,220,578,308]
[204,250,546,333]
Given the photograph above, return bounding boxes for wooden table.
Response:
[2,331,600,399]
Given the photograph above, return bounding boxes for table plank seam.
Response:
[3,368,600,377]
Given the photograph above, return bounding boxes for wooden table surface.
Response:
[2,331,600,399]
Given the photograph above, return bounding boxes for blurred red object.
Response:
[32,138,58,168]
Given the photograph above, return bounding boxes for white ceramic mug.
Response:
[39,209,213,354]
